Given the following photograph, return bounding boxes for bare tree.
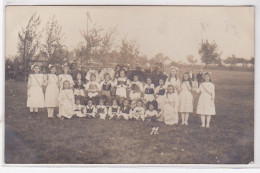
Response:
[17,12,42,81]
[41,15,65,64]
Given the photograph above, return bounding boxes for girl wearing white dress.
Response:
[108,98,120,119]
[44,65,59,118]
[115,70,129,99]
[196,72,216,128]
[27,64,45,118]
[58,63,74,90]
[129,75,144,100]
[165,66,181,92]
[144,77,155,102]
[73,96,85,117]
[58,80,75,119]
[161,85,179,125]
[96,98,107,120]
[179,72,193,125]
[74,72,85,97]
[155,78,167,112]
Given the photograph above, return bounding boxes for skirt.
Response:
[163,103,178,125]
[156,95,165,110]
[59,100,74,119]
[116,87,127,98]
[129,91,141,100]
[144,94,155,102]
[45,84,59,107]
[27,86,44,108]
[196,93,216,115]
[179,90,193,113]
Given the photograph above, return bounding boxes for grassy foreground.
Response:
[4,69,254,164]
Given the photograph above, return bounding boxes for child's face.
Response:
[133,76,138,82]
[119,71,125,77]
[105,74,110,81]
[50,67,56,74]
[63,82,70,89]
[184,74,189,81]
[168,87,174,94]
[76,99,81,105]
[77,74,82,80]
[159,79,164,86]
[204,74,210,82]
[170,69,177,76]
[112,100,118,106]
[147,78,152,84]
[90,75,96,81]
[137,101,142,107]
[34,66,40,73]
[63,66,69,73]
[88,101,93,106]
[148,104,154,111]
[99,100,104,106]
[123,100,129,107]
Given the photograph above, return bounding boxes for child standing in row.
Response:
[27,65,45,118]
[143,77,155,102]
[129,75,143,100]
[44,65,59,118]
[58,63,74,90]
[179,72,194,125]
[165,66,180,92]
[74,72,85,97]
[196,72,216,128]
[155,78,167,112]
[115,70,129,99]
[58,80,75,119]
[85,71,100,101]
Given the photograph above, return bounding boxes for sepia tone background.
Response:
[5,6,254,164]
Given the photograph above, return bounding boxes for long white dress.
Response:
[196,82,216,115]
[44,74,59,107]
[58,89,75,119]
[179,81,193,113]
[58,74,74,89]
[162,93,179,125]
[27,74,45,108]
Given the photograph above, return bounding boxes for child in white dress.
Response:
[58,63,74,90]
[179,72,194,125]
[115,70,129,99]
[145,101,159,123]
[161,85,179,125]
[58,80,75,119]
[73,96,85,117]
[85,73,100,101]
[144,77,155,102]
[44,65,59,118]
[129,75,144,100]
[120,99,131,120]
[196,72,216,128]
[130,99,145,121]
[165,66,181,92]
[84,99,96,118]
[108,98,120,119]
[96,98,108,120]
[27,64,45,118]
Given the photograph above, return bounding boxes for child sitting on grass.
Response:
[96,98,108,120]
[84,99,96,118]
[58,80,75,120]
[108,98,120,120]
[73,96,85,117]
[145,101,159,123]
[120,99,131,120]
[130,99,145,121]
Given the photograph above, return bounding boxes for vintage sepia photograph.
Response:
[4,6,254,164]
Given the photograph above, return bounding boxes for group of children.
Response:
[27,63,216,128]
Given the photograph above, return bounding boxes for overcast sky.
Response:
[5,6,254,62]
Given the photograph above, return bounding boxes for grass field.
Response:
[4,69,254,164]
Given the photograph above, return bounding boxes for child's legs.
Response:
[47,108,54,117]
[29,107,34,112]
[33,108,38,112]
[201,115,206,126]
[181,113,185,123]
[206,115,211,127]
[185,113,189,123]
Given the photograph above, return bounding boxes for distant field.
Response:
[4,69,254,164]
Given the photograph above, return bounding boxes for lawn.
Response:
[4,69,254,164]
